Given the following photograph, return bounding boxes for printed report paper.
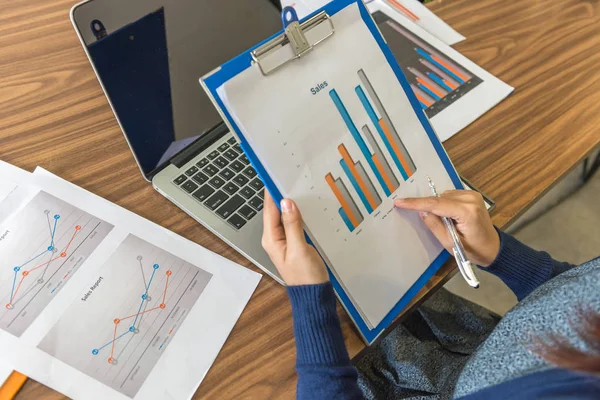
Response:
[0,168,261,399]
[367,1,513,141]
[216,3,456,328]
[0,160,34,386]
[281,0,465,45]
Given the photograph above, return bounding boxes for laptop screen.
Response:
[72,0,282,177]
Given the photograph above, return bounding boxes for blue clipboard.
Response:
[201,0,463,344]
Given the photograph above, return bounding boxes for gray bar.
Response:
[358,69,417,175]
[334,177,363,224]
[410,84,434,105]
[355,161,382,208]
[361,125,399,191]
[419,59,459,87]
[407,67,447,95]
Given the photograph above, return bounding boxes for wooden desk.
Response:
[1,0,599,398]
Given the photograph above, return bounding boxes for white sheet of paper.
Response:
[368,1,513,142]
[0,168,261,399]
[217,3,455,327]
[0,160,35,385]
[371,0,465,45]
[0,160,36,224]
[281,0,464,45]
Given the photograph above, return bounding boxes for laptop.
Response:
[70,0,284,283]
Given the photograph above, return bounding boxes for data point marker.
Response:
[159,303,166,309]
[92,349,99,355]
[153,264,159,270]
[5,303,13,310]
[14,267,20,272]
[114,318,121,324]
[54,214,60,220]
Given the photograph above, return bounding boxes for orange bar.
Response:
[337,145,378,210]
[416,77,445,98]
[414,92,432,107]
[371,154,397,193]
[325,173,359,227]
[443,79,458,90]
[378,119,413,177]
[431,55,468,82]
[0,372,27,399]
[388,0,419,21]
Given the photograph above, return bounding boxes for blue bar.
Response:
[338,208,355,232]
[354,85,409,180]
[354,86,394,196]
[415,48,465,84]
[419,101,427,109]
[427,72,452,92]
[330,89,388,195]
[340,159,373,213]
[417,84,441,101]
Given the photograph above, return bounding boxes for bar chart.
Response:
[327,69,417,232]
[372,11,483,118]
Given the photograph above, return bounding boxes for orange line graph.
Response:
[6,223,80,309]
[120,306,161,321]
[96,268,172,364]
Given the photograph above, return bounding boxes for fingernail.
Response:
[280,199,293,213]
[419,211,428,218]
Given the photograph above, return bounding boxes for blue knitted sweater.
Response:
[286,230,600,399]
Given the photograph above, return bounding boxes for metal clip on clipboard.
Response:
[251,7,335,75]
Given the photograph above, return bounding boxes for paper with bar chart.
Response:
[214,3,459,328]
[369,2,513,141]
[281,0,464,45]
[38,234,212,398]
[0,190,113,337]
[374,0,465,45]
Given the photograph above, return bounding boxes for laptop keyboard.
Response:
[171,136,264,230]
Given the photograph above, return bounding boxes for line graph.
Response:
[38,234,212,397]
[0,191,113,336]
[91,263,172,365]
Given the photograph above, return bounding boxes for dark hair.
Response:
[533,309,600,374]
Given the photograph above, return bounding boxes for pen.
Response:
[426,176,480,288]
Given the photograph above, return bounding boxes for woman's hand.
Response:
[394,190,500,267]
[261,190,329,285]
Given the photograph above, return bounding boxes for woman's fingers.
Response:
[261,190,286,257]
[419,212,452,249]
[280,199,307,251]
[394,196,467,220]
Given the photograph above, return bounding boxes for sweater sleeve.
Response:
[483,229,576,300]
[287,283,362,400]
